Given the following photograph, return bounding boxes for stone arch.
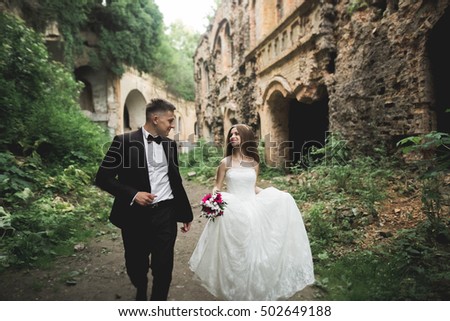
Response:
[223,23,233,70]
[123,89,146,132]
[264,90,291,167]
[213,37,223,75]
[261,76,292,107]
[212,19,233,53]
[212,19,233,75]
[197,58,210,93]
[74,65,109,128]
[223,104,239,138]
[75,65,101,113]
[261,80,329,167]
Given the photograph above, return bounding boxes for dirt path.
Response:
[0,179,318,301]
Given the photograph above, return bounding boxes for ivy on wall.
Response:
[14,0,199,100]
[16,0,163,76]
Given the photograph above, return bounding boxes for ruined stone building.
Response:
[73,61,196,144]
[1,4,196,143]
[194,0,449,166]
[54,29,196,143]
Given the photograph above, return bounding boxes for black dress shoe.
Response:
[135,288,147,301]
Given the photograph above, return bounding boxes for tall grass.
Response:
[180,135,449,300]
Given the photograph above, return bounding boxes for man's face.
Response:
[155,110,175,137]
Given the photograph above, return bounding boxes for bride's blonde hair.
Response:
[225,124,260,163]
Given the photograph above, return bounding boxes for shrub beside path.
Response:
[0,179,318,301]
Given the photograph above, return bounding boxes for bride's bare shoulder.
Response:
[219,156,232,168]
[220,156,231,163]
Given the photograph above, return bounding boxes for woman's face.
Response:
[229,127,241,147]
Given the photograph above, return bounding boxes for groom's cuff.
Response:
[130,193,138,206]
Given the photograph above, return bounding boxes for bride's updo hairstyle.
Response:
[225,124,260,164]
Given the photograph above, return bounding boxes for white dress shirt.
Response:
[131,128,174,205]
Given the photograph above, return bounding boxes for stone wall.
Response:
[330,0,448,154]
[194,0,449,164]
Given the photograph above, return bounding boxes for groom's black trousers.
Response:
[121,201,177,301]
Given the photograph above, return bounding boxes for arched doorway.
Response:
[289,96,329,166]
[74,66,95,113]
[266,90,290,167]
[74,65,108,128]
[123,90,146,132]
[427,7,450,134]
[265,89,329,168]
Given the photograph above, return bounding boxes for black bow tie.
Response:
[147,135,162,144]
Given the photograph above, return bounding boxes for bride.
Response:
[189,124,315,300]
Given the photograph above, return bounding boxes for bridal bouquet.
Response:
[200,192,227,221]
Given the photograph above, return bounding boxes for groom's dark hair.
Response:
[145,98,176,120]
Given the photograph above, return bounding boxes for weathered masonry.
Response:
[58,30,196,143]
[194,0,449,166]
[1,3,196,143]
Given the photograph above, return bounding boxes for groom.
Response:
[95,98,193,300]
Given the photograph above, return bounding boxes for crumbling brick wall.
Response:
[195,0,449,159]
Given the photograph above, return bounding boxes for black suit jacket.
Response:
[95,129,193,228]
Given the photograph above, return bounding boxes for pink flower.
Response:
[202,193,212,203]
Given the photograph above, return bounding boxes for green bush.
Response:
[309,134,450,300]
[0,12,108,165]
[317,226,450,300]
[0,12,111,269]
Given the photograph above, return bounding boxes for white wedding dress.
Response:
[189,167,315,301]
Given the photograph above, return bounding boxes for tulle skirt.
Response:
[189,187,315,300]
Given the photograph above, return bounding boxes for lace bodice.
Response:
[225,167,256,199]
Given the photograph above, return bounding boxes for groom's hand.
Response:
[134,192,157,206]
[180,222,191,233]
